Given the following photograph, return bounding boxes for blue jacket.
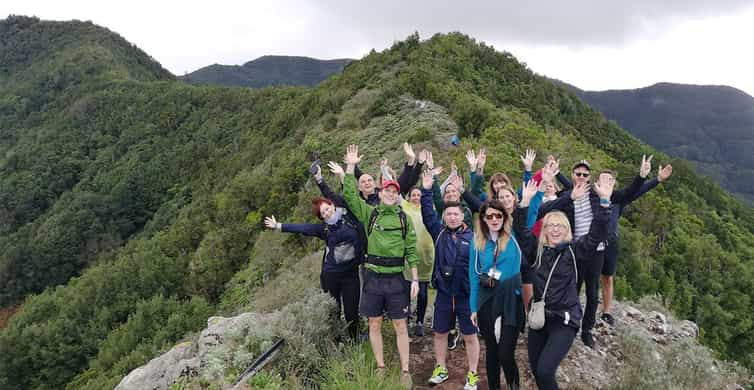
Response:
[281,210,363,273]
[469,230,521,318]
[420,189,473,297]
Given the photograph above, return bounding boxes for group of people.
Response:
[264,142,673,390]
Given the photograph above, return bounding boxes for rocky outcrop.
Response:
[411,298,747,389]
[115,313,266,390]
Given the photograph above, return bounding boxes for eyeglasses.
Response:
[574,172,590,178]
[485,213,504,220]
[544,223,567,230]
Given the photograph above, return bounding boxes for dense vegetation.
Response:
[0,17,752,389]
[180,55,352,88]
[565,81,754,205]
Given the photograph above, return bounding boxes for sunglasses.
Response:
[574,172,590,178]
[544,223,567,230]
[485,212,504,220]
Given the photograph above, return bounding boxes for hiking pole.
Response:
[231,337,285,389]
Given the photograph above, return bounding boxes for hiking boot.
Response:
[447,330,460,350]
[581,330,595,349]
[463,370,479,390]
[400,370,413,389]
[601,312,616,326]
[414,322,424,337]
[428,365,449,386]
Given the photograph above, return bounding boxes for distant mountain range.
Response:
[560,81,754,204]
[179,55,352,87]
[181,58,754,204]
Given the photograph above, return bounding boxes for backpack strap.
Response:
[367,207,408,239]
[367,208,379,236]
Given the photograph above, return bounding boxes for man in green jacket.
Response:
[343,144,419,387]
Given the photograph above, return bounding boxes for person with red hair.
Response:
[264,195,365,341]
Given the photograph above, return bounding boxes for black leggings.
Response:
[577,251,604,332]
[527,320,577,390]
[478,300,520,390]
[415,281,429,323]
[322,270,361,340]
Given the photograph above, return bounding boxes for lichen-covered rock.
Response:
[115,342,198,390]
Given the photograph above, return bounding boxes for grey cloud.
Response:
[313,0,753,47]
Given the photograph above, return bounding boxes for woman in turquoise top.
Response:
[469,199,525,390]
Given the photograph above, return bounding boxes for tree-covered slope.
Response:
[180,55,352,88]
[569,82,754,204]
[0,21,752,389]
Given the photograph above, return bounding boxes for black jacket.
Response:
[514,205,610,328]
[537,175,645,238]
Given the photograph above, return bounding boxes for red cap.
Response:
[382,180,401,192]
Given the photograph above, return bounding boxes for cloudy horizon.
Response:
[3,0,754,96]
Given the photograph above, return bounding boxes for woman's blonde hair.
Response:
[534,211,573,268]
[473,200,512,252]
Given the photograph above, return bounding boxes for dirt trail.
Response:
[409,327,540,390]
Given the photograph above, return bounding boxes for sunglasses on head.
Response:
[574,172,590,178]
[485,212,504,220]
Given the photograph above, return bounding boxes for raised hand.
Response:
[403,142,416,166]
[264,215,280,230]
[345,144,361,166]
[594,173,615,201]
[425,150,434,170]
[418,149,429,165]
[547,155,561,176]
[520,180,539,207]
[328,161,345,179]
[520,149,536,172]
[541,160,556,183]
[571,181,588,200]
[421,170,434,190]
[640,154,653,178]
[430,166,444,177]
[658,164,673,182]
[477,148,487,171]
[450,172,464,192]
[450,160,458,175]
[465,149,478,172]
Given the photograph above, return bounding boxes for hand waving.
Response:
[520,149,536,172]
[639,154,653,178]
[345,144,361,166]
[658,164,673,182]
[264,216,279,230]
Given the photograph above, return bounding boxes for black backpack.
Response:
[367,207,408,239]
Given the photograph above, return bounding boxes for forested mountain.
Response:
[179,55,352,87]
[564,82,754,204]
[1,17,753,389]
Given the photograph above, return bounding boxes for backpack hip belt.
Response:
[366,255,404,267]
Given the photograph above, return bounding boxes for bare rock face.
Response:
[115,313,265,390]
[115,342,199,390]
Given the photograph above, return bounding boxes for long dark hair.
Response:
[473,200,512,251]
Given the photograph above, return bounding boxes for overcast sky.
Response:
[4,0,754,96]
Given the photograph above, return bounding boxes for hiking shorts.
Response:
[601,239,619,276]
[360,270,410,320]
[432,292,476,335]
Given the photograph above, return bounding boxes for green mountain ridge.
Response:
[554,79,754,205]
[0,18,752,389]
[179,55,352,88]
